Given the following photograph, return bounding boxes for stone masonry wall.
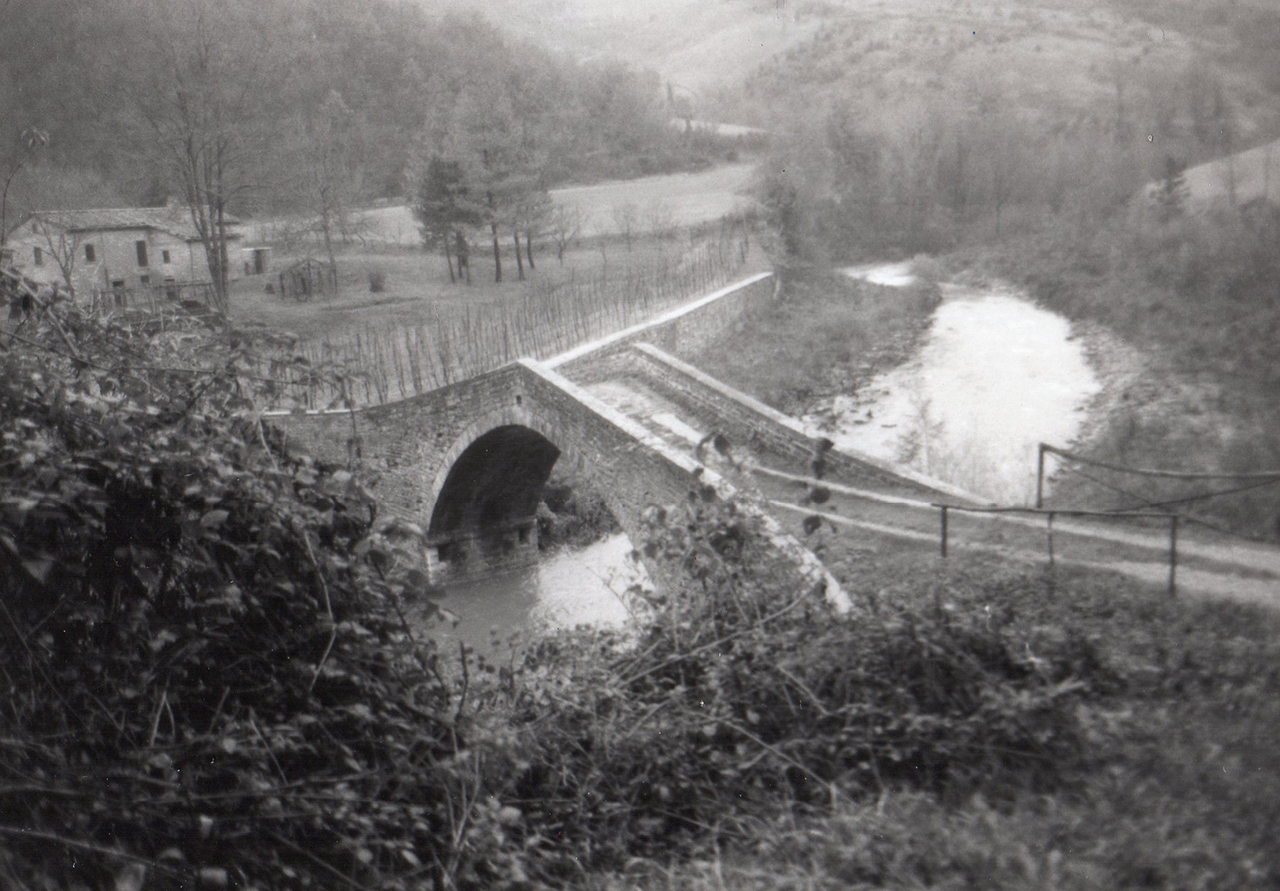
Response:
[266,359,843,603]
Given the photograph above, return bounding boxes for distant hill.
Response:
[726,1,1280,141]
[416,0,825,93]
[419,1,1280,168]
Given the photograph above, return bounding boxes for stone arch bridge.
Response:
[267,274,845,601]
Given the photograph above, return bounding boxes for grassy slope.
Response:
[685,267,940,412]
[939,205,1280,538]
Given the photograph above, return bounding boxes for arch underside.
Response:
[426,425,564,576]
[422,408,668,588]
[430,424,562,537]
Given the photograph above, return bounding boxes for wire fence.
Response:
[934,500,1184,594]
[919,443,1280,595]
[1036,442,1280,543]
[254,228,752,409]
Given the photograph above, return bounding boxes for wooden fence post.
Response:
[940,506,949,558]
[1168,515,1179,596]
[1035,443,1048,509]
[1046,510,1055,568]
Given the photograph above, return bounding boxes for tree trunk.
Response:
[525,229,535,269]
[490,221,502,283]
[456,231,471,284]
[320,205,340,290]
[443,236,456,284]
[513,231,525,280]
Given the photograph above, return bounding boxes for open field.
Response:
[1157,134,1280,207]
[246,162,760,249]
[233,229,759,339]
[231,240,671,342]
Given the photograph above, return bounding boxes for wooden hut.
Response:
[277,257,336,301]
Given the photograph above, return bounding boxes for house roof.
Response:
[22,207,243,243]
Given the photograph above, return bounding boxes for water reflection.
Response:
[411,533,651,653]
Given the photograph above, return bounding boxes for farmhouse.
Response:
[3,206,245,297]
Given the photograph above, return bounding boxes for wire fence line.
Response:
[932,499,1186,594]
[254,228,752,409]
[1035,441,1280,544]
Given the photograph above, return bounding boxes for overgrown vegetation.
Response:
[536,474,621,551]
[3,300,1279,889]
[588,548,1280,890]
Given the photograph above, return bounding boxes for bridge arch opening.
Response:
[428,425,562,573]
[422,401,669,592]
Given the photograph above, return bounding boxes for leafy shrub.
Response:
[0,306,466,890]
[536,474,621,550]
[464,496,1109,883]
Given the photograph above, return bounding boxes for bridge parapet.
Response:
[547,272,777,384]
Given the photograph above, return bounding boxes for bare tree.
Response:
[31,218,82,300]
[120,0,273,311]
[549,204,585,265]
[0,128,48,253]
[296,90,363,288]
[646,199,677,243]
[611,201,639,252]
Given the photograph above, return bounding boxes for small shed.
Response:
[277,257,336,301]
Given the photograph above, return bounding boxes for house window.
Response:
[135,240,148,267]
[161,249,171,264]
[139,275,150,286]
[84,243,96,262]
[33,247,43,266]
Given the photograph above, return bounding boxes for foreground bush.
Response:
[461,496,1111,885]
[0,303,1186,890]
[0,308,482,889]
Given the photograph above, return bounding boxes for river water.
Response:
[807,266,1101,504]
[412,533,651,653]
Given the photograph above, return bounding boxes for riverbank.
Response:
[939,220,1280,541]
[685,267,941,414]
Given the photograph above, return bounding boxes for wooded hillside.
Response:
[0,0,711,223]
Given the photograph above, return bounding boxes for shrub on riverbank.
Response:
[536,473,622,550]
